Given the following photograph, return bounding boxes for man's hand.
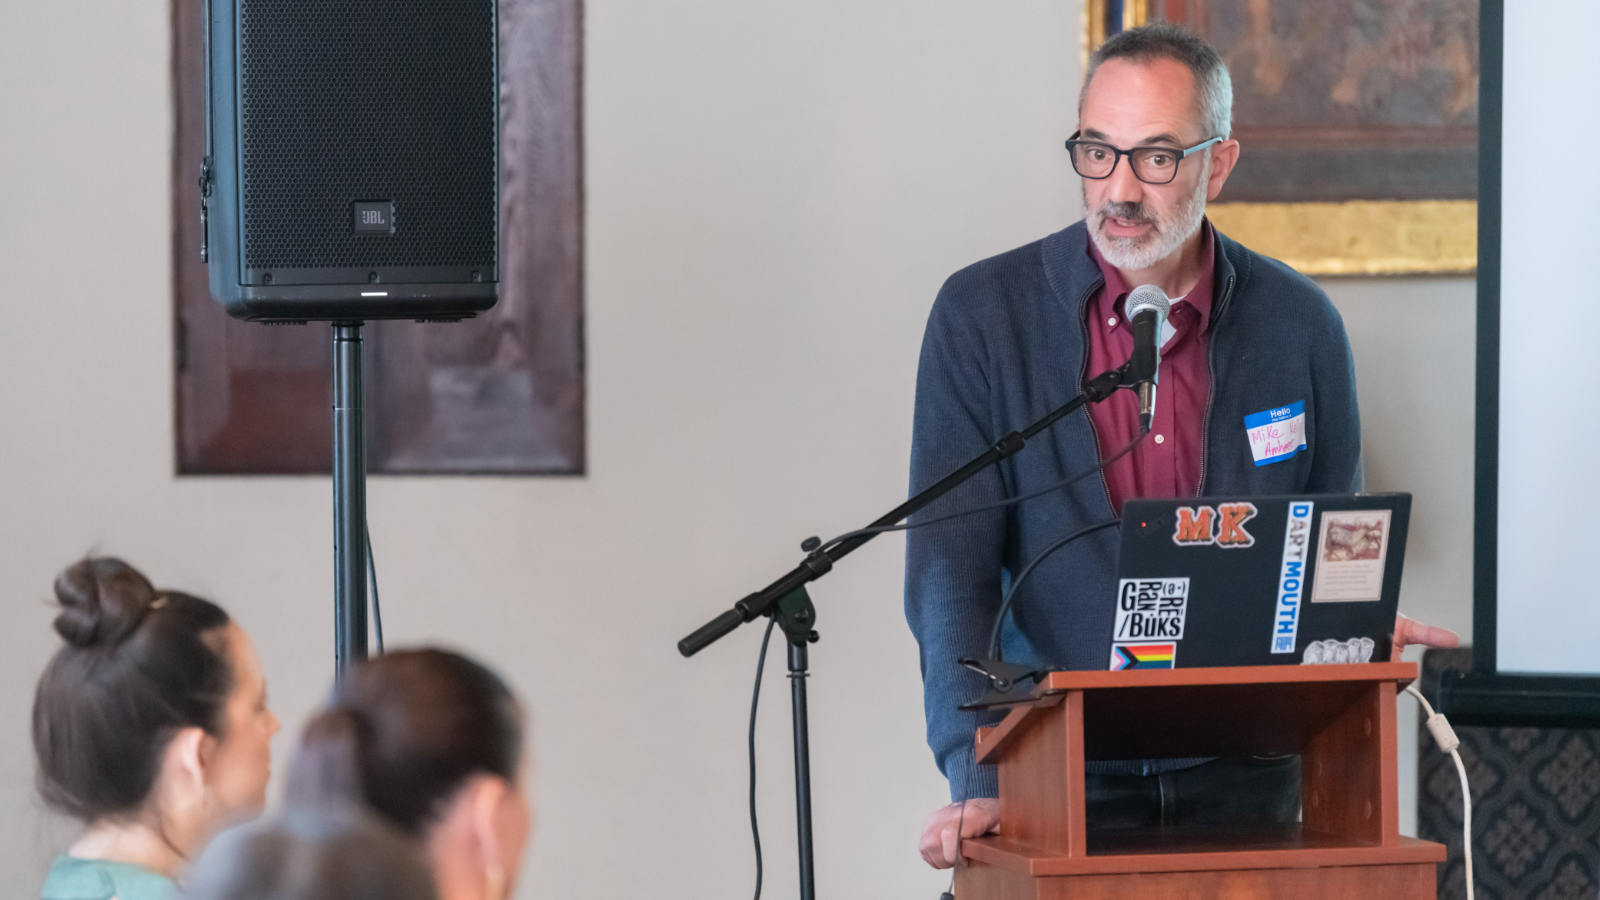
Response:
[919,798,1000,869]
[1393,612,1460,659]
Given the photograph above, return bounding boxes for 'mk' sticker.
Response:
[1244,400,1307,466]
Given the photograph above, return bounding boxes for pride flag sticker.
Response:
[1110,642,1177,670]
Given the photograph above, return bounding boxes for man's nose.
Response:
[1105,156,1145,206]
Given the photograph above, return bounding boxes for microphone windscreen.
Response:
[1126,284,1172,324]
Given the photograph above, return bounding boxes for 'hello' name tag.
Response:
[1244,401,1307,466]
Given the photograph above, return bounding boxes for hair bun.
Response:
[52,558,158,649]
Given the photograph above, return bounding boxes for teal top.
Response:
[40,856,176,900]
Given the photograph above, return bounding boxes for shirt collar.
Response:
[1086,218,1219,334]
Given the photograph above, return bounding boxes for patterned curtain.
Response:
[1417,648,1600,899]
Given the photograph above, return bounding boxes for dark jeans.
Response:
[1084,755,1301,830]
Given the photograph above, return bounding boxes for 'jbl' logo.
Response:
[353,201,394,233]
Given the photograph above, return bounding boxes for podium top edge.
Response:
[1034,662,1417,694]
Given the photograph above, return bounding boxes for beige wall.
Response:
[0,1,1471,895]
[1330,275,1476,834]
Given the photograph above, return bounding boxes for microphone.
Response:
[1124,284,1172,434]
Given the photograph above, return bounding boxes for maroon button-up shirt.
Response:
[1084,221,1217,514]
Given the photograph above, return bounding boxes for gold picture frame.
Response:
[1083,2,1477,276]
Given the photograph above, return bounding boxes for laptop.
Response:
[1108,493,1411,671]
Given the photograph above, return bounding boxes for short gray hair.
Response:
[1079,22,1233,140]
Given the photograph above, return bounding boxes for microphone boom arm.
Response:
[677,364,1129,657]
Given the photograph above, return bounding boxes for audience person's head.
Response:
[32,557,279,876]
[288,648,531,900]
[182,806,439,900]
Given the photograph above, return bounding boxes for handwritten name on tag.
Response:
[1244,401,1307,466]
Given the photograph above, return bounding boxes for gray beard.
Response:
[1085,175,1208,272]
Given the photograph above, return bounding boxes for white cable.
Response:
[1406,684,1473,900]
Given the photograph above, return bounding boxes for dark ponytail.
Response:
[32,558,233,821]
[287,649,522,836]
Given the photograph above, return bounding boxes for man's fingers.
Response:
[919,823,942,867]
[920,806,958,869]
[921,800,1000,869]
[1396,614,1461,649]
[962,803,999,837]
[1415,622,1462,648]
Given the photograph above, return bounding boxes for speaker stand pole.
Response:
[332,322,369,677]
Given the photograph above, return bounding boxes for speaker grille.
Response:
[237,0,497,272]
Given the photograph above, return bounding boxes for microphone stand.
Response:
[678,363,1131,900]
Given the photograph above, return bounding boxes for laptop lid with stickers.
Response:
[1108,493,1410,671]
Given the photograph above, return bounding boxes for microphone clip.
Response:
[1083,365,1125,404]
[956,657,1046,710]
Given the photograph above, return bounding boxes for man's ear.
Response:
[1206,137,1241,202]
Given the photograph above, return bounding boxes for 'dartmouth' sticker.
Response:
[1271,501,1314,654]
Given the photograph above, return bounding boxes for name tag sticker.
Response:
[1244,400,1307,466]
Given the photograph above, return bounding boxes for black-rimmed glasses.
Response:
[1064,131,1222,185]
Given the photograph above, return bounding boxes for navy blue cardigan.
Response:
[905,220,1362,800]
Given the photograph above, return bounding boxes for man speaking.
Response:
[904,22,1457,868]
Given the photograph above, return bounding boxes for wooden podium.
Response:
[955,662,1446,899]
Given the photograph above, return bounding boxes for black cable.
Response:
[944,705,984,898]
[814,431,1147,557]
[748,617,778,900]
[738,417,1143,900]
[932,433,1146,895]
[986,517,1121,661]
[364,523,384,655]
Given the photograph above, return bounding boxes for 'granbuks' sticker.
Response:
[1114,578,1189,642]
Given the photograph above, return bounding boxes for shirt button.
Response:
[1154,434,1165,444]
[1107,317,1118,327]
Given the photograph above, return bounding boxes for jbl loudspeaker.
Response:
[201,0,500,321]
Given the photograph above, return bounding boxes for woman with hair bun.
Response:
[286,648,532,900]
[33,557,279,900]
